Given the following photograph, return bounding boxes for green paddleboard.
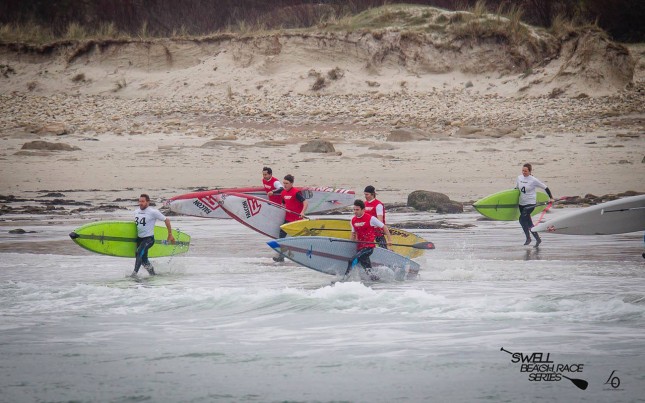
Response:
[69,221,190,258]
[473,189,550,221]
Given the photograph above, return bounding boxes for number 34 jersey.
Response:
[134,207,166,238]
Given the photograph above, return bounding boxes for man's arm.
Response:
[382,225,392,245]
[164,218,176,244]
[300,200,309,218]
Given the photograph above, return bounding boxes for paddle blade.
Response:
[412,241,435,250]
[561,375,588,390]
[572,379,589,390]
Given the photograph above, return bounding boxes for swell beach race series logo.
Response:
[500,347,588,390]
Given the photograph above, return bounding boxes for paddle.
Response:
[475,196,572,209]
[499,348,588,390]
[527,196,574,208]
[328,238,435,250]
[601,206,645,214]
[560,374,589,391]
[533,201,554,225]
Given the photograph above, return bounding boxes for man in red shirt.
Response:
[363,185,387,249]
[345,199,392,280]
[273,174,309,262]
[262,167,284,204]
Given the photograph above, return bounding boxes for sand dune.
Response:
[0,5,643,210]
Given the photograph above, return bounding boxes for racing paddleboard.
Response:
[69,221,190,257]
[474,189,550,221]
[532,195,645,235]
[280,218,428,258]
[215,192,287,238]
[267,236,421,279]
[165,186,355,218]
[164,187,261,219]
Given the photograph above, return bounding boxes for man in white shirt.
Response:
[516,163,554,247]
[132,194,175,277]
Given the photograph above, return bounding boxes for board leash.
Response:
[163,227,186,271]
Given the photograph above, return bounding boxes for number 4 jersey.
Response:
[134,207,166,238]
[516,175,547,205]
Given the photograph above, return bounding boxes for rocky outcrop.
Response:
[300,140,336,153]
[386,129,428,142]
[407,190,463,214]
[20,140,80,151]
[453,125,526,139]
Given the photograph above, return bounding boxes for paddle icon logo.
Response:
[500,347,588,390]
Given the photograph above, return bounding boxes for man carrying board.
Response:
[346,199,392,281]
[363,185,387,249]
[272,174,309,262]
[262,166,284,204]
[132,194,175,278]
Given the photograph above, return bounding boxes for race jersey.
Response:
[262,176,283,204]
[134,207,166,238]
[364,198,385,235]
[351,213,385,250]
[282,187,306,222]
[516,175,547,205]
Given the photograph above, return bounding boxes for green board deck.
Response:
[70,221,190,258]
[473,189,550,221]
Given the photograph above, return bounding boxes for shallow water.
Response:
[0,210,644,402]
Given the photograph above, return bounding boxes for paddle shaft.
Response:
[523,196,570,208]
[329,238,435,250]
[475,196,570,209]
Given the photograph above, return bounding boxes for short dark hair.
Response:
[284,174,294,183]
[523,163,532,173]
[364,185,376,195]
[263,167,272,175]
[139,194,150,201]
[353,199,365,209]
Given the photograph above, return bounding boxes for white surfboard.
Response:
[165,186,355,218]
[267,236,421,280]
[216,192,287,238]
[532,195,645,235]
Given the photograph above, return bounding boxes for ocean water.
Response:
[0,211,644,402]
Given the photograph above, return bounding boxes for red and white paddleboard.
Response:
[165,186,355,219]
[215,192,287,238]
[165,187,264,219]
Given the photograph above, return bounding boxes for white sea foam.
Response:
[1,217,644,402]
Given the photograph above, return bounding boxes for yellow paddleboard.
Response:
[281,219,426,259]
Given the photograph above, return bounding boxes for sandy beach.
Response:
[1,10,644,212]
